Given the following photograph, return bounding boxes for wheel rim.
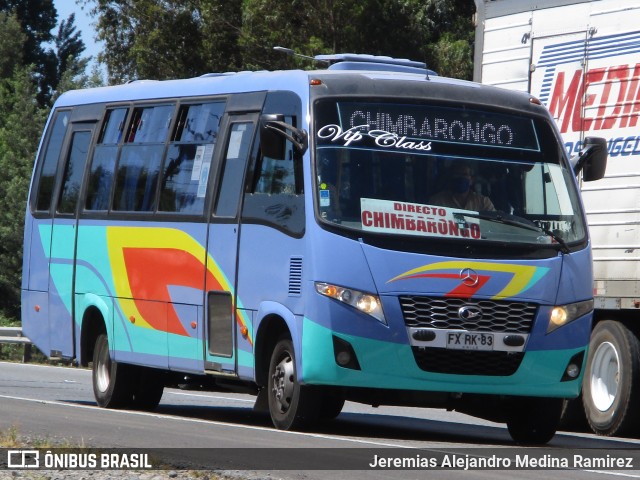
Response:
[590,341,620,412]
[271,352,295,413]
[95,338,111,393]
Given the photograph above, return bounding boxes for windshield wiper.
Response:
[453,211,570,254]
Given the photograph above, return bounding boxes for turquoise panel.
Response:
[301,318,583,398]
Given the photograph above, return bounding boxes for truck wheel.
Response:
[267,337,320,430]
[582,321,640,436]
[506,397,562,445]
[92,333,133,408]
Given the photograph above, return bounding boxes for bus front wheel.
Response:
[582,320,640,436]
[92,333,133,408]
[267,337,320,430]
[506,397,562,445]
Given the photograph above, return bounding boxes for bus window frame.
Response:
[55,124,98,218]
[77,96,232,223]
[31,109,73,219]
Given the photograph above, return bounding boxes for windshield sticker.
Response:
[318,124,433,153]
[319,189,331,207]
[361,198,481,240]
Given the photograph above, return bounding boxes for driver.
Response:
[429,163,495,211]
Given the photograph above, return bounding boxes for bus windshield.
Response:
[314,99,586,247]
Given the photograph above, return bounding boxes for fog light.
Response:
[336,351,351,366]
[561,351,584,382]
[332,335,361,370]
[566,363,580,379]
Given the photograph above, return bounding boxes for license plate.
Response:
[446,332,494,351]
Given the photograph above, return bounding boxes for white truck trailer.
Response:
[474,0,640,436]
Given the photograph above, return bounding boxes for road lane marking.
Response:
[585,472,640,478]
[0,393,412,448]
[1,392,640,477]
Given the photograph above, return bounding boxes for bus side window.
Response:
[254,137,297,194]
[215,121,255,218]
[113,104,174,212]
[159,101,225,214]
[33,111,71,213]
[85,108,128,211]
[242,115,305,236]
[57,130,93,214]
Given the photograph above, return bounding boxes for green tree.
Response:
[54,13,87,90]
[0,3,90,321]
[0,65,47,318]
[0,12,25,79]
[86,0,244,82]
[240,0,476,77]
[86,0,475,81]
[199,0,243,72]
[429,32,473,79]
[0,0,58,104]
[86,0,209,83]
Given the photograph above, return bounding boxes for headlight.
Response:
[547,299,594,333]
[315,282,386,324]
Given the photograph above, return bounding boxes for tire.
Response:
[92,333,133,408]
[559,398,588,432]
[582,320,640,436]
[267,337,320,430]
[130,366,165,411]
[506,397,563,445]
[319,391,345,420]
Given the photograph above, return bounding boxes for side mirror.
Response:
[259,114,308,160]
[571,137,607,182]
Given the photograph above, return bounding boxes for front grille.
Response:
[399,296,537,333]
[412,348,524,376]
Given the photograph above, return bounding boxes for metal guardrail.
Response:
[0,326,32,362]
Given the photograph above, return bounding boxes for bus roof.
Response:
[53,61,538,115]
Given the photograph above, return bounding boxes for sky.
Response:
[52,0,103,66]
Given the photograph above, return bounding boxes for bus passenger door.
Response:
[205,113,258,375]
[49,122,96,358]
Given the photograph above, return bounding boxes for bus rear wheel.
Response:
[130,366,165,411]
[267,337,320,430]
[582,321,640,436]
[506,397,562,445]
[92,333,133,408]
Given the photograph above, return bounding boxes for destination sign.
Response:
[360,198,482,240]
[316,102,540,152]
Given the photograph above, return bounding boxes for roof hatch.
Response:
[315,53,436,75]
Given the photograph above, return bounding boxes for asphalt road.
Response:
[1,361,640,479]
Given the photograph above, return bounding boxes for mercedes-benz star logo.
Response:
[458,305,483,320]
[459,267,479,287]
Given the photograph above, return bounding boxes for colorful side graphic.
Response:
[389,260,550,299]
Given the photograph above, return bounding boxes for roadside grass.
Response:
[0,425,19,447]
[0,425,84,449]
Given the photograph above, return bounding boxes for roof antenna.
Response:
[424,53,431,81]
[273,46,330,67]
